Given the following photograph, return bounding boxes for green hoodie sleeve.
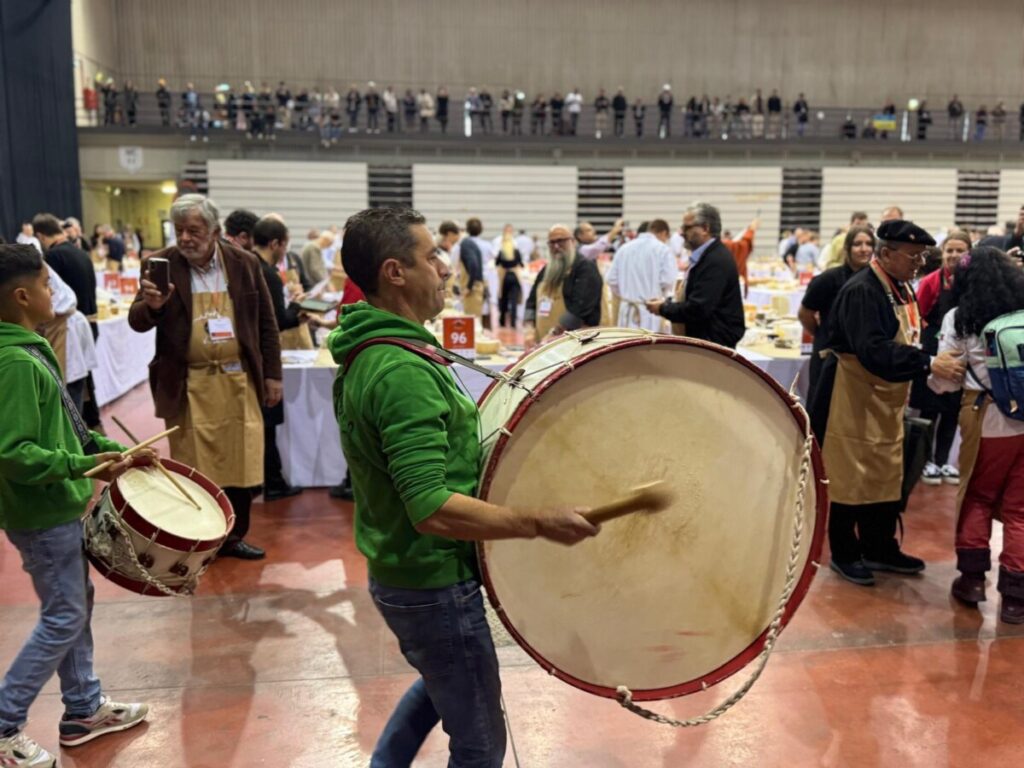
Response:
[370,363,456,524]
[91,432,129,455]
[0,359,99,483]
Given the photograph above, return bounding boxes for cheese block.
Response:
[475,338,501,355]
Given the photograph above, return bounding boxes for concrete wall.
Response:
[72,0,118,120]
[102,0,1024,108]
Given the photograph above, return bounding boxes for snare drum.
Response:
[477,329,827,701]
[83,458,234,596]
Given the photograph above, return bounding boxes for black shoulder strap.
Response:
[24,345,98,456]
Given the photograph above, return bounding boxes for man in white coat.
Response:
[605,218,677,331]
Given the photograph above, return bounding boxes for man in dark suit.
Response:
[646,202,745,348]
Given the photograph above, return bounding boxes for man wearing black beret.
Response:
[808,220,966,586]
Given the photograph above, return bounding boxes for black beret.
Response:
[876,219,936,247]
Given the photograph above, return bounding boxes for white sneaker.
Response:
[0,731,57,767]
[941,464,961,485]
[921,462,942,485]
[59,698,149,747]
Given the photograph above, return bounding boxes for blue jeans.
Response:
[0,521,102,733]
[369,578,505,768]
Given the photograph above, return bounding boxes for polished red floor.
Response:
[3,383,1023,767]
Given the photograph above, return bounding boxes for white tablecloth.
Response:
[93,315,156,406]
[746,287,806,316]
[279,346,811,488]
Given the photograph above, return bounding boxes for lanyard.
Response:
[192,244,226,315]
[870,258,920,335]
[24,346,98,455]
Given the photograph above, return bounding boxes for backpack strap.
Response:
[341,337,453,375]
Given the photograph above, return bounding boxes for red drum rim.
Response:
[82,553,194,597]
[107,457,236,552]
[476,335,828,701]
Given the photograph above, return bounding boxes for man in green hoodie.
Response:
[0,244,152,767]
[328,208,599,768]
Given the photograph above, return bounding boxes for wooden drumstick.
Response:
[111,417,201,510]
[84,426,180,479]
[582,481,675,525]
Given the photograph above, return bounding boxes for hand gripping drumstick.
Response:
[110,417,201,510]
[582,481,675,525]
[83,426,180,479]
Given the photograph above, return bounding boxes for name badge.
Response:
[222,361,243,373]
[207,315,236,342]
[538,298,553,318]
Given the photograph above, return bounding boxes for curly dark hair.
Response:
[952,245,1024,337]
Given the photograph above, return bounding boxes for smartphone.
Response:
[298,298,336,314]
[148,257,170,295]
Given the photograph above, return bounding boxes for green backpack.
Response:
[969,309,1024,421]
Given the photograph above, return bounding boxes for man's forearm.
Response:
[415,493,539,541]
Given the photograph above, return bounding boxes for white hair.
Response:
[170,194,220,230]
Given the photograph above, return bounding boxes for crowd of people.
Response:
[85,78,1024,143]
[3,189,1024,765]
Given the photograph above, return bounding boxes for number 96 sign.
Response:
[442,316,476,359]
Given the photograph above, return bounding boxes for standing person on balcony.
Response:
[947,94,965,138]
[767,88,782,138]
[751,88,765,138]
[633,97,646,137]
[499,89,513,134]
[156,78,172,126]
[992,101,1007,140]
[479,87,494,134]
[511,90,525,135]
[916,101,932,140]
[612,88,627,138]
[436,86,450,133]
[549,91,564,136]
[565,87,582,135]
[975,105,988,141]
[101,78,118,126]
[657,84,673,138]
[530,94,547,135]
[383,86,399,133]
[123,81,138,127]
[345,83,362,133]
[402,89,417,131]
[365,82,381,134]
[793,92,810,138]
[416,89,434,132]
[593,88,610,139]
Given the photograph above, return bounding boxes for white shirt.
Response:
[928,308,1024,438]
[605,233,676,331]
[515,234,535,261]
[47,266,96,383]
[17,234,42,253]
[668,232,685,258]
[566,92,583,113]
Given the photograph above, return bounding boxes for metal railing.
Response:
[78,92,1024,144]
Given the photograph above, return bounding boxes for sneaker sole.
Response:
[829,561,875,586]
[59,714,148,748]
[920,477,942,486]
[943,477,961,485]
[862,560,926,574]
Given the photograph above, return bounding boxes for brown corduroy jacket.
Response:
[128,241,283,419]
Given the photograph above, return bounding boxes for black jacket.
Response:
[659,239,745,348]
[525,256,603,329]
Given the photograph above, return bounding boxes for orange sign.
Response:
[801,329,814,355]
[120,276,140,295]
[103,273,121,291]
[799,271,813,286]
[442,316,476,359]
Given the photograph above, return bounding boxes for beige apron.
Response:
[534,282,568,340]
[278,265,314,349]
[458,268,485,317]
[822,263,920,505]
[167,291,264,488]
[37,315,69,378]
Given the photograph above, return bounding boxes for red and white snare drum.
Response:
[83,458,234,596]
[476,329,827,703]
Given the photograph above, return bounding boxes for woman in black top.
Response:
[495,235,524,328]
[800,224,875,394]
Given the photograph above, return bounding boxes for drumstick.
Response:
[84,426,180,479]
[582,481,675,525]
[111,417,201,509]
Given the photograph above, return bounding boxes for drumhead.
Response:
[479,336,826,701]
[117,467,227,541]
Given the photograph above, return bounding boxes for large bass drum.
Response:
[476,329,827,702]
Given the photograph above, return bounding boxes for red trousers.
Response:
[957,433,1024,573]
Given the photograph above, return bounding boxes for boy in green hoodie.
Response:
[329,209,599,768]
[0,244,152,767]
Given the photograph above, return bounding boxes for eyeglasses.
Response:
[547,237,572,247]
[891,247,926,262]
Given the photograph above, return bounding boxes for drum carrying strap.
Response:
[24,344,98,456]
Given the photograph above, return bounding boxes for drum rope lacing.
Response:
[613,402,816,728]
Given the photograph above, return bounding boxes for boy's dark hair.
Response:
[465,218,483,237]
[224,209,259,238]
[31,213,64,237]
[438,220,460,237]
[648,219,671,235]
[342,207,426,295]
[0,244,45,291]
[252,216,289,248]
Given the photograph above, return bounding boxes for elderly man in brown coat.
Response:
[129,194,282,560]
